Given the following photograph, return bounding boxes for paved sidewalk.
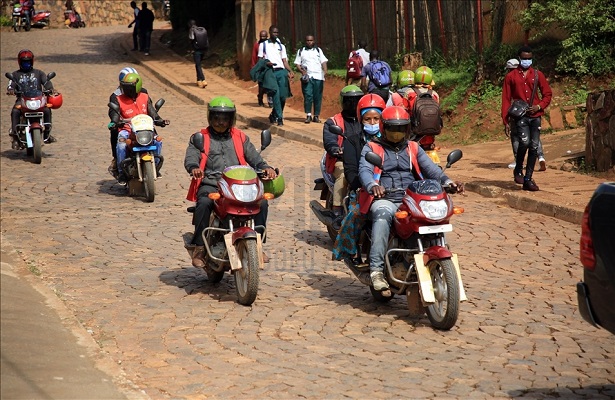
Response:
[122,22,607,225]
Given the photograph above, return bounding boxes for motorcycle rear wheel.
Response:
[425,258,460,330]
[234,239,259,306]
[31,128,42,164]
[24,20,31,31]
[143,160,155,202]
[13,18,20,32]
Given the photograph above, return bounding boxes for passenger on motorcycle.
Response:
[107,67,148,177]
[7,49,55,144]
[358,106,463,291]
[184,96,277,268]
[388,70,415,110]
[404,66,440,110]
[322,84,364,230]
[108,72,163,184]
[333,93,386,262]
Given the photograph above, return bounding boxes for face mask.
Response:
[520,59,532,69]
[363,123,380,135]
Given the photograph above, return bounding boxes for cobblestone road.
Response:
[1,26,613,399]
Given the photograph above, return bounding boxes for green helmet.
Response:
[414,66,434,86]
[208,96,236,128]
[340,84,363,114]
[262,174,285,198]
[397,70,415,87]
[120,72,142,99]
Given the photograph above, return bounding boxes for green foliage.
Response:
[0,15,12,26]
[519,0,615,75]
[467,82,501,106]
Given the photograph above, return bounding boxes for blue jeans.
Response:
[193,50,205,81]
[513,116,541,179]
[368,199,400,273]
[302,78,323,116]
[116,129,162,175]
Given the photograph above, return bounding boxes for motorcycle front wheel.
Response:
[234,239,259,306]
[13,17,20,32]
[425,258,460,330]
[31,128,42,164]
[143,160,155,202]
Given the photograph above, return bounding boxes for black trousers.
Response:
[192,185,268,246]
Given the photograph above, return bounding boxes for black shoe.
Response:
[269,112,276,123]
[45,134,57,143]
[332,214,343,231]
[523,179,539,191]
[312,116,321,123]
[277,118,284,126]
[514,172,524,185]
[258,99,265,107]
[304,115,312,124]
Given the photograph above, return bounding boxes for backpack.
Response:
[369,60,392,87]
[346,51,363,79]
[192,26,209,50]
[411,89,442,135]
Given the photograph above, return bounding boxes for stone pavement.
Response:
[124,23,608,225]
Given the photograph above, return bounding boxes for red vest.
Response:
[117,92,149,120]
[186,127,247,201]
[358,140,422,214]
[325,113,345,174]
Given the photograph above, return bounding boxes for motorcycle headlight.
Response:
[25,99,41,110]
[231,183,259,202]
[419,199,448,220]
[135,130,154,146]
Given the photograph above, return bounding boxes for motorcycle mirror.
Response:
[445,149,463,169]
[154,98,165,111]
[47,72,56,80]
[5,72,14,81]
[260,129,272,152]
[329,125,345,138]
[365,151,383,169]
[108,102,120,112]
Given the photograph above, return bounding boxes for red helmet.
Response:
[356,93,386,121]
[48,93,63,109]
[381,106,411,143]
[18,49,34,72]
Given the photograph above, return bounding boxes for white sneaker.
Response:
[370,271,389,291]
[508,161,516,169]
[538,157,547,171]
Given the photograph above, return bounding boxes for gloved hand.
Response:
[446,181,465,194]
[107,121,117,131]
[330,146,343,159]
[7,89,15,96]
[155,119,170,127]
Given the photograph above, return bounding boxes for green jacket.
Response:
[250,58,278,93]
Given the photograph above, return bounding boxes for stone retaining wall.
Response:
[585,90,615,172]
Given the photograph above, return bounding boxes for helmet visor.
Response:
[121,83,137,99]
[384,124,409,133]
[342,97,360,114]
[20,60,33,71]
[209,112,232,123]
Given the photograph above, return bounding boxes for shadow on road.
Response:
[509,384,615,399]
[159,268,237,303]
[293,229,332,251]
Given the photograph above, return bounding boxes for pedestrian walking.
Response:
[138,2,154,56]
[127,1,140,51]
[345,40,370,86]
[257,25,293,126]
[251,30,271,107]
[361,50,393,103]
[188,19,209,88]
[294,34,328,124]
[502,45,552,191]
[504,58,547,171]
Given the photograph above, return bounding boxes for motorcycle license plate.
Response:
[418,224,452,234]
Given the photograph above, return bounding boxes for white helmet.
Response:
[118,67,138,82]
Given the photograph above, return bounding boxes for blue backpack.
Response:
[369,61,392,87]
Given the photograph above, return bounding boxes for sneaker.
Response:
[191,246,206,268]
[304,115,312,124]
[523,179,540,191]
[277,118,284,126]
[514,172,524,185]
[268,112,276,123]
[370,271,389,291]
[197,81,204,88]
[144,52,150,56]
[201,81,208,87]
[45,134,57,143]
[538,157,547,171]
[312,116,321,123]
[508,161,516,169]
[108,158,118,177]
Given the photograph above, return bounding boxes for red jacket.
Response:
[501,67,552,125]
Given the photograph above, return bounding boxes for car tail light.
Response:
[580,203,596,270]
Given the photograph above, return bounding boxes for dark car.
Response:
[577,182,615,335]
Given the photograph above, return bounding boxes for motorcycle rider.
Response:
[322,84,364,230]
[388,70,415,109]
[332,93,386,262]
[184,96,277,268]
[108,72,163,184]
[107,67,148,177]
[358,106,463,291]
[7,49,55,145]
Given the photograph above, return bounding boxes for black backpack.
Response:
[192,27,209,50]
[411,89,443,135]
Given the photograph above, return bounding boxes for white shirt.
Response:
[294,47,328,81]
[258,39,287,70]
[349,48,370,68]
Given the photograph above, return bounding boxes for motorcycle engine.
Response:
[391,261,409,281]
[210,242,226,259]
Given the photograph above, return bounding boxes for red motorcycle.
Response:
[11,1,32,31]
[345,149,467,330]
[31,9,51,28]
[5,71,61,164]
[64,9,85,28]
[183,130,284,306]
